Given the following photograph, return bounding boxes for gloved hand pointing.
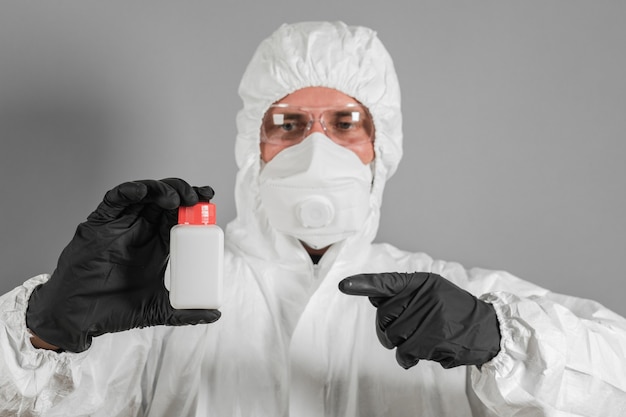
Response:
[338,272,501,369]
[26,178,221,353]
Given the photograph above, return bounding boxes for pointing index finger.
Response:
[338,273,411,298]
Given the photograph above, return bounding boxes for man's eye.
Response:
[280,122,297,132]
[333,116,362,131]
[336,121,356,130]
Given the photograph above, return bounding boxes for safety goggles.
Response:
[261,103,374,147]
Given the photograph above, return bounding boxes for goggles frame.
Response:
[260,103,375,147]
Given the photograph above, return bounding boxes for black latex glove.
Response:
[338,272,501,369]
[26,178,221,353]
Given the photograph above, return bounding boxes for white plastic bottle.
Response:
[169,202,224,309]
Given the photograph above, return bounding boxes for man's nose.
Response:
[308,119,326,135]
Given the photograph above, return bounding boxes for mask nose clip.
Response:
[296,196,335,228]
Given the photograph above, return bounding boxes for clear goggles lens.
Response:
[261,103,374,147]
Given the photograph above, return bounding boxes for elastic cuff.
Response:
[477,292,517,374]
[17,276,86,359]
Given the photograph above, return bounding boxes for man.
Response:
[1,21,626,416]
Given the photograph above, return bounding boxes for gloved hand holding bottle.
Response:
[339,272,501,369]
[26,178,221,353]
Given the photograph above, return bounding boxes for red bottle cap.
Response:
[178,202,216,225]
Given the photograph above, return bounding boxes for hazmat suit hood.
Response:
[226,21,403,262]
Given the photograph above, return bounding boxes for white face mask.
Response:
[259,133,373,250]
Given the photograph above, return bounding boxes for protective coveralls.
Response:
[2,21,626,416]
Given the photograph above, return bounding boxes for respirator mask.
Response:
[259,133,373,249]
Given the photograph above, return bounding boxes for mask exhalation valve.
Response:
[296,196,335,228]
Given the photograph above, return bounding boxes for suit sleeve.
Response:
[0,274,89,413]
[469,286,626,415]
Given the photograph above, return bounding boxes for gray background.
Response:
[1,1,624,316]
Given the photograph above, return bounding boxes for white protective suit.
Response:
[2,21,626,417]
